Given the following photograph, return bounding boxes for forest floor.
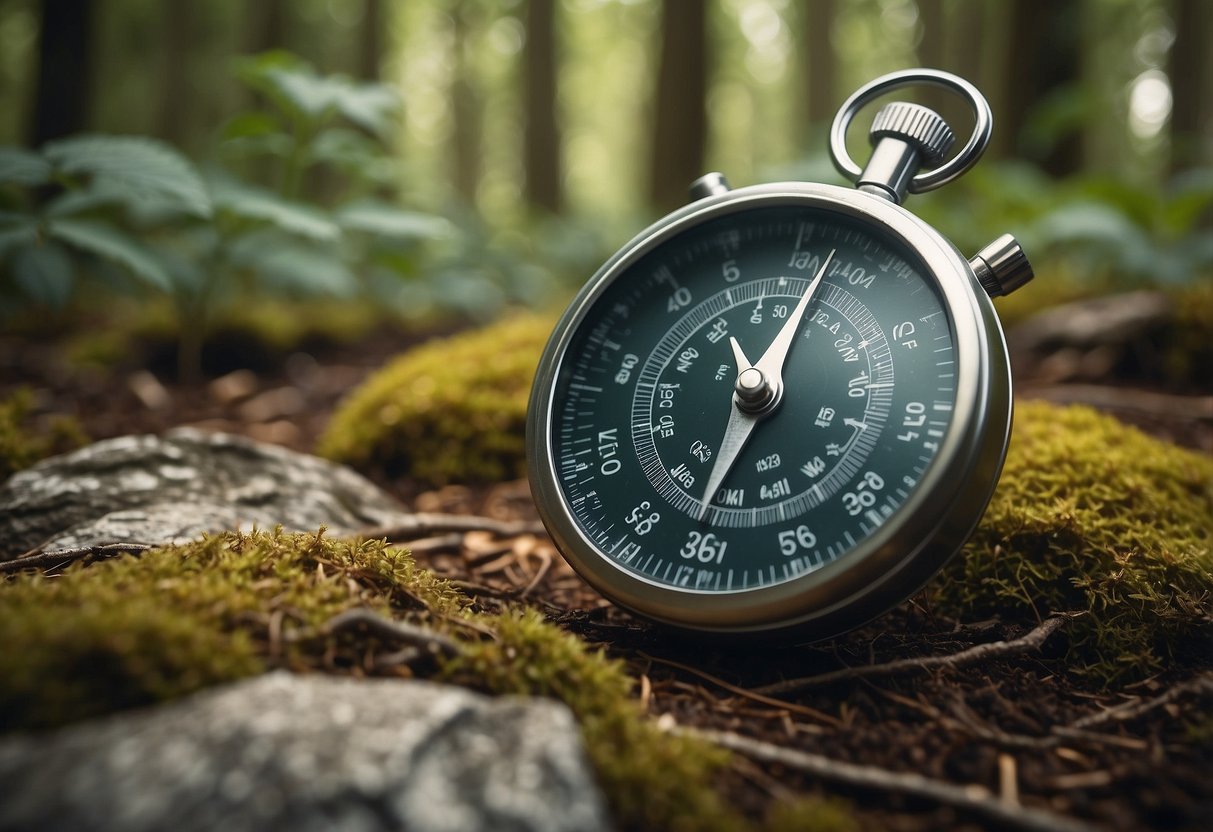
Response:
[1,318,1211,832]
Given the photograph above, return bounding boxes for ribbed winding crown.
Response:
[869,102,955,165]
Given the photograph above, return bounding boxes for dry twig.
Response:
[359,513,547,541]
[1066,674,1213,731]
[755,616,1069,697]
[689,726,1103,832]
[0,543,154,574]
[308,607,463,658]
[641,651,843,727]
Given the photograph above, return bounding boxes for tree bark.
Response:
[649,0,708,213]
[158,0,193,148]
[524,0,562,213]
[999,0,1083,176]
[28,0,93,146]
[1168,0,1213,171]
[245,0,288,54]
[450,6,481,203]
[357,0,383,81]
[800,0,836,140]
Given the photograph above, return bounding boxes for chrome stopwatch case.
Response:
[527,69,1034,639]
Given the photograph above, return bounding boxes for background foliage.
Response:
[0,0,1209,353]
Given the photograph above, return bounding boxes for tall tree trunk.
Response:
[524,0,562,213]
[246,0,288,54]
[357,0,383,81]
[999,0,1083,176]
[914,0,951,120]
[649,0,708,213]
[450,6,481,203]
[799,0,835,146]
[28,0,93,146]
[158,1,193,148]
[1168,0,1213,171]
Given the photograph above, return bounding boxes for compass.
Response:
[526,69,1034,638]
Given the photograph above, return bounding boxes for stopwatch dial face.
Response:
[549,206,956,593]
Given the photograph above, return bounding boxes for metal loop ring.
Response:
[829,68,992,194]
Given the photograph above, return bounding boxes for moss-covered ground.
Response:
[0,387,87,481]
[4,299,1211,830]
[934,402,1212,684]
[0,529,852,832]
[318,312,553,485]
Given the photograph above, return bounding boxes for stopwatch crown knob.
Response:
[869,102,955,165]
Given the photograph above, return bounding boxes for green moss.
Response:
[934,401,1213,684]
[318,313,553,486]
[443,608,749,832]
[1161,282,1213,388]
[0,528,467,731]
[761,797,858,832]
[0,388,88,481]
[2,531,854,830]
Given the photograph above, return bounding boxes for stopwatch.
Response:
[526,69,1034,638]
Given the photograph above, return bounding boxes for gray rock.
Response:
[0,429,414,556]
[0,672,610,832]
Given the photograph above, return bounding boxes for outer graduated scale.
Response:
[527,70,1034,639]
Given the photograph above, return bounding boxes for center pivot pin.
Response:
[734,366,779,413]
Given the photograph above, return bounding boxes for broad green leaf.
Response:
[233,238,358,297]
[209,179,340,242]
[48,217,173,291]
[43,135,212,219]
[0,220,40,259]
[44,186,123,218]
[236,53,398,136]
[336,200,451,240]
[220,112,282,141]
[11,242,74,306]
[335,82,400,138]
[1164,169,1213,237]
[0,147,52,187]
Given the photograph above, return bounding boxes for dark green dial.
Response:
[530,69,1026,636]
[550,206,956,593]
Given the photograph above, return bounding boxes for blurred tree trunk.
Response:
[158,1,193,148]
[799,0,835,142]
[246,0,288,53]
[28,0,93,145]
[357,0,383,81]
[649,0,708,213]
[1168,0,1213,171]
[999,0,1083,176]
[451,6,481,203]
[524,0,562,213]
[948,0,985,91]
[915,0,951,118]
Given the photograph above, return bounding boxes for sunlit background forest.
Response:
[0,0,1210,358]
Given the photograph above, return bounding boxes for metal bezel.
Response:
[526,182,1011,639]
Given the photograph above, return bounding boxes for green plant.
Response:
[0,53,450,380]
[912,162,1213,287]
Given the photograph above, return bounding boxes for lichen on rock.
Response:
[317,313,554,486]
[933,400,1213,683]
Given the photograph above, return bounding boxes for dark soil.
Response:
[2,324,1210,832]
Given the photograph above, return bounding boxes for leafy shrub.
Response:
[0,54,453,379]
